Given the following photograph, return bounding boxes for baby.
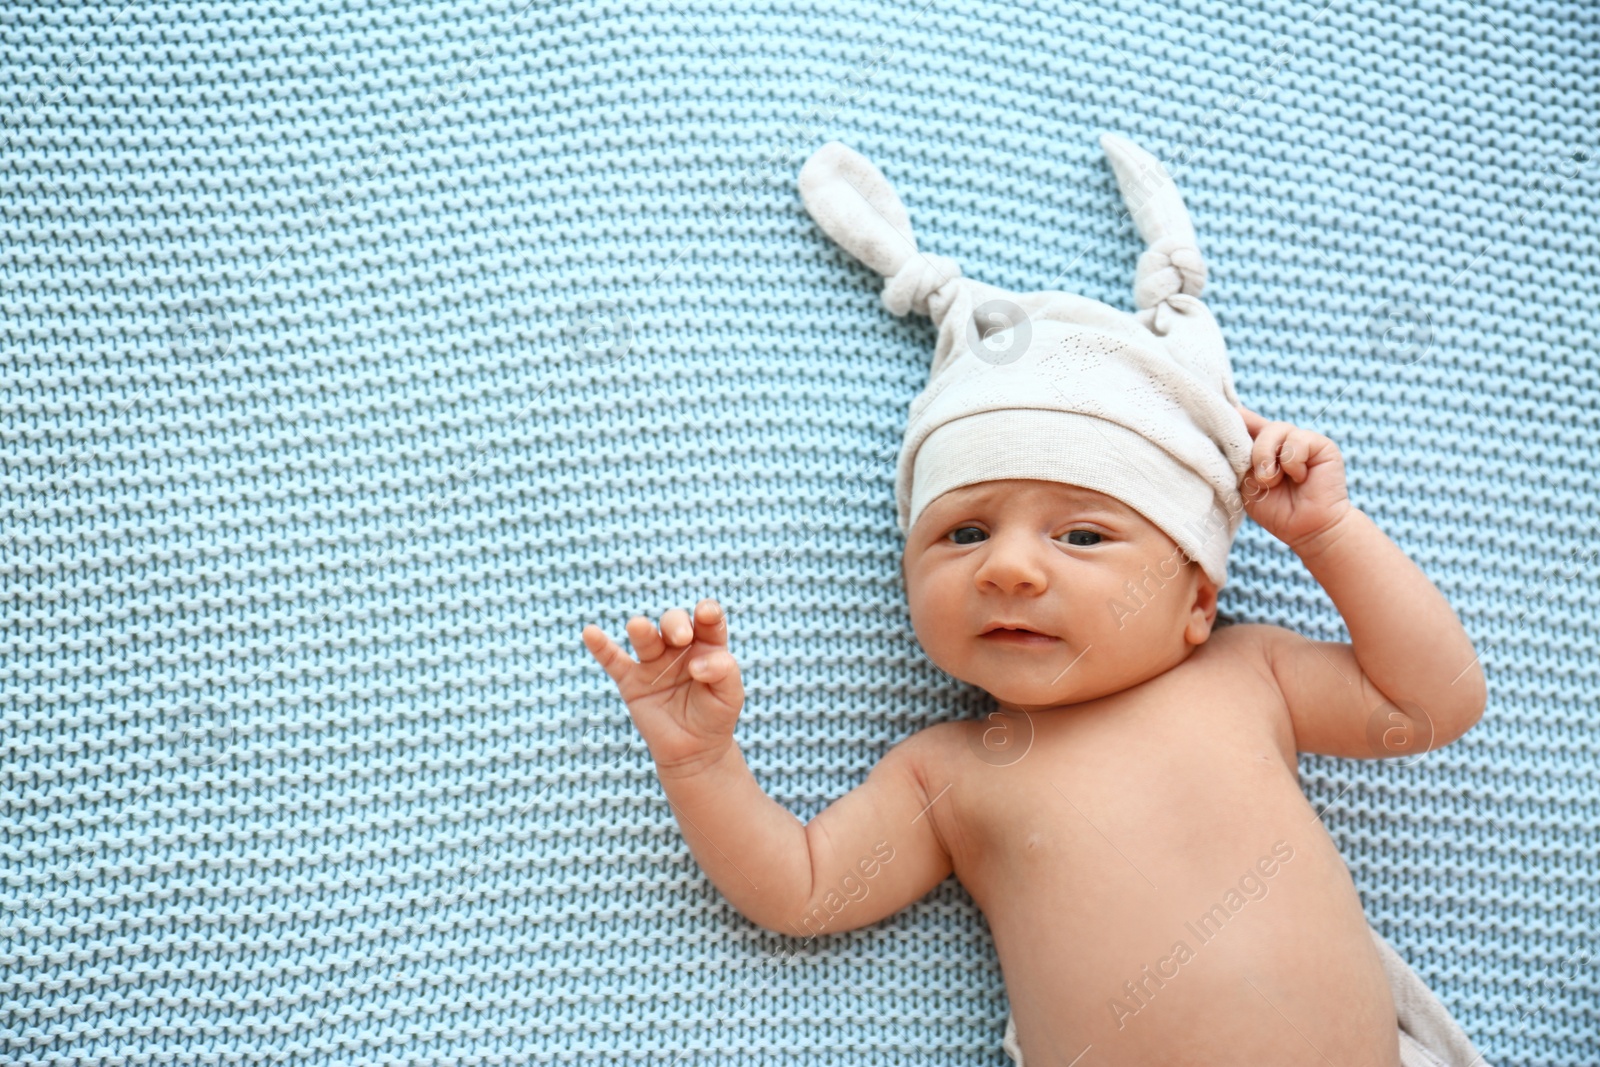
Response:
[581,136,1494,1067]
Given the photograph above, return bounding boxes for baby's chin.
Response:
[966,650,1169,710]
[969,672,1101,712]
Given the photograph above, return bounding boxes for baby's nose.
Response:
[978,537,1051,586]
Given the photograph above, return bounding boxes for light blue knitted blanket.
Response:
[4,2,1596,1064]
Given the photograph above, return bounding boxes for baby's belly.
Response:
[966,756,1401,1066]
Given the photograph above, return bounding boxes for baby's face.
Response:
[901,479,1218,713]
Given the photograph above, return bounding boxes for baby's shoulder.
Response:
[890,715,1033,790]
[1204,620,1285,676]
[1195,621,1298,705]
[892,719,974,770]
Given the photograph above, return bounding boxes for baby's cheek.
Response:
[917,611,964,656]
[903,589,940,641]
[908,623,974,686]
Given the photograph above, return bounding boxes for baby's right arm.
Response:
[582,599,954,937]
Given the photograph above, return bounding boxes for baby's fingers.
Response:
[1249,422,1292,487]
[686,648,745,722]
[1235,402,1269,435]
[690,598,730,648]
[581,624,637,686]
[687,649,735,685]
[623,613,669,662]
[1278,434,1312,482]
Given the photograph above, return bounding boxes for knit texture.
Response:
[3,2,1596,1065]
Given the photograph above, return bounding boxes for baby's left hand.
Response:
[1234,403,1353,554]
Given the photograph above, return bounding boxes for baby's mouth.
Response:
[980,626,1059,644]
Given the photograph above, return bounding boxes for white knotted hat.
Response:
[796,133,1254,590]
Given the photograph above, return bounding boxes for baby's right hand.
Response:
[581,598,746,780]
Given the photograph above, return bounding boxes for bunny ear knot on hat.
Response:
[795,134,1255,592]
[1097,132,1238,403]
[796,142,971,373]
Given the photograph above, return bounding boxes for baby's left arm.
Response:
[1232,404,1488,759]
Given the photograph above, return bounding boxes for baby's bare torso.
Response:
[921,625,1401,1067]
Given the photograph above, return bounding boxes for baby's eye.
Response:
[949,526,986,545]
[1060,530,1102,546]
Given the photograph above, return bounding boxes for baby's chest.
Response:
[975,732,1287,852]
[937,675,1298,891]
